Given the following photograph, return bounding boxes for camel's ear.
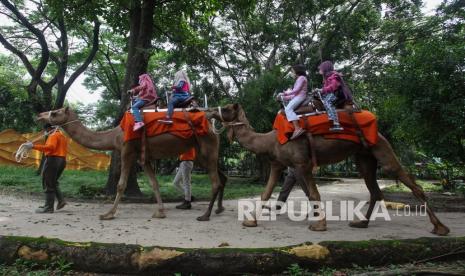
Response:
[64,106,70,114]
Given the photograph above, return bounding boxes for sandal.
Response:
[290,128,306,140]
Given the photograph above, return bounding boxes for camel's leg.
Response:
[242,163,284,227]
[295,164,327,231]
[197,165,221,221]
[349,153,383,228]
[215,170,228,214]
[99,146,135,220]
[371,135,450,236]
[143,163,166,219]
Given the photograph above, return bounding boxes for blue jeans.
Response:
[132,98,148,122]
[167,93,190,118]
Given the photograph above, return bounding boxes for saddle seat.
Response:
[141,98,160,110]
[282,94,359,116]
[177,96,195,108]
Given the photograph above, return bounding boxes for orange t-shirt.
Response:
[33,130,68,157]
[180,148,196,161]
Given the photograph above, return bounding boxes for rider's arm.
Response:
[283,76,306,100]
[172,80,185,93]
[322,75,341,94]
[132,82,148,95]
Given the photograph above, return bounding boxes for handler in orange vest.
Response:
[173,148,196,209]
[26,124,68,213]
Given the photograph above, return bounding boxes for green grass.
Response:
[0,165,264,201]
[383,180,444,193]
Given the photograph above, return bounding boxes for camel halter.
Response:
[210,106,245,135]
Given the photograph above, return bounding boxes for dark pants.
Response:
[42,156,66,199]
[277,167,310,203]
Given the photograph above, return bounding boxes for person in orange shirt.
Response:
[25,124,68,213]
[172,148,196,209]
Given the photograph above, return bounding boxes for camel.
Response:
[36,107,227,221]
[209,103,450,236]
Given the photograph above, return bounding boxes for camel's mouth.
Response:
[35,112,50,123]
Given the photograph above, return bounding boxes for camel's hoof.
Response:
[152,210,166,219]
[99,213,115,220]
[349,220,369,228]
[242,220,258,227]
[309,223,327,231]
[432,224,450,236]
[215,206,225,214]
[197,215,210,221]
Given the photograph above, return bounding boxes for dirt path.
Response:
[1,179,464,248]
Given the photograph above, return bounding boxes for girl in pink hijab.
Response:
[129,74,157,131]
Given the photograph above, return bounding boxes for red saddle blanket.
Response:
[120,111,209,142]
[272,110,378,145]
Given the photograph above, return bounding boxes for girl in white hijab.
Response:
[159,70,192,124]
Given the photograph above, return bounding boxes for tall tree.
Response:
[103,0,156,196]
[0,0,100,112]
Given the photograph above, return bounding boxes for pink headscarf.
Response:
[139,73,156,95]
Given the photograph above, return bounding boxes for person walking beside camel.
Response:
[24,124,68,213]
[173,148,196,209]
[276,167,310,210]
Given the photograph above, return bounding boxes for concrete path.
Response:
[1,179,464,248]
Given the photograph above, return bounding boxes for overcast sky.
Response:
[0,0,443,105]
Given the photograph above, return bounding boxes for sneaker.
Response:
[133,122,145,131]
[158,118,173,125]
[56,201,67,210]
[290,128,306,140]
[329,124,344,132]
[176,200,192,210]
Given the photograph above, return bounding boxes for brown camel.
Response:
[36,107,227,221]
[210,103,450,236]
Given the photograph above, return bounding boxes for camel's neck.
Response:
[61,113,120,151]
[232,124,274,155]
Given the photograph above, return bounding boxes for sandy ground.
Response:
[1,179,464,248]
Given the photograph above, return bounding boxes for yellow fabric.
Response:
[0,129,110,171]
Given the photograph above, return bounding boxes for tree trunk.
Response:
[104,151,142,196]
[256,154,271,182]
[105,0,156,196]
[1,235,464,275]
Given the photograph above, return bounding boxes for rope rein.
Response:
[14,119,79,163]
[210,106,245,135]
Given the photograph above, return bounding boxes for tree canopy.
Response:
[1,0,464,180]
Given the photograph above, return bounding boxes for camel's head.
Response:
[209,103,250,142]
[211,103,248,123]
[36,107,72,126]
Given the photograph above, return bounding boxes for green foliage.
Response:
[383,180,444,193]
[0,257,72,276]
[285,263,311,276]
[0,54,35,132]
[0,165,264,200]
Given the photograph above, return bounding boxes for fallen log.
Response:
[0,235,464,275]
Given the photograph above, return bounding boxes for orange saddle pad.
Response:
[120,111,209,142]
[272,110,378,145]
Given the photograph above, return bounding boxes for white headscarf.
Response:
[173,70,190,87]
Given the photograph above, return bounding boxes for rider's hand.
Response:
[24,141,33,149]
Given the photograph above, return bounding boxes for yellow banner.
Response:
[0,129,110,171]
